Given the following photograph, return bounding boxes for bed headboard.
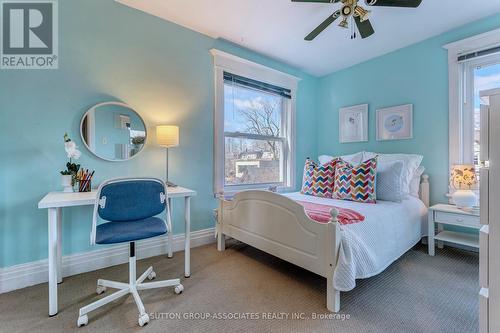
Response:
[419,174,430,207]
[217,173,430,207]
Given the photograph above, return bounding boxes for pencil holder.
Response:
[79,179,91,192]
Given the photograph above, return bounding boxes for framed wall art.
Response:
[376,104,413,141]
[339,104,368,143]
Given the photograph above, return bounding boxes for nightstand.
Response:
[428,204,480,256]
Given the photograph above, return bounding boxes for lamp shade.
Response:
[156,125,179,148]
[450,164,477,190]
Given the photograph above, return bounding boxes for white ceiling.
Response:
[117,0,500,77]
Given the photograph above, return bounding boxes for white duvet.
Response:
[283,192,428,291]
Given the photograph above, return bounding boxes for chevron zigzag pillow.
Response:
[301,158,338,198]
[332,157,378,204]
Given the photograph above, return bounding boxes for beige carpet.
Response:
[0,241,478,333]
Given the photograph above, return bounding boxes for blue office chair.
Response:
[77,178,184,328]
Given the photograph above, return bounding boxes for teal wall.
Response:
[317,13,500,205]
[0,0,318,268]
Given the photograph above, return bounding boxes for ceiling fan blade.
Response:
[354,16,375,39]
[365,0,422,8]
[305,10,341,41]
[292,0,340,3]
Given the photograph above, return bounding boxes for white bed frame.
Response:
[216,175,429,312]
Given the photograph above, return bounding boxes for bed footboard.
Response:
[217,190,341,312]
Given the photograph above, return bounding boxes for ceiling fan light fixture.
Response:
[338,17,349,28]
[354,6,370,22]
[341,5,352,16]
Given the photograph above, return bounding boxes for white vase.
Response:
[61,175,73,193]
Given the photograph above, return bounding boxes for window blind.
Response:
[223,71,292,99]
[458,45,500,62]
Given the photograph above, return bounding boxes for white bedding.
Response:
[283,192,428,291]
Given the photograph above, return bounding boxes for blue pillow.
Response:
[376,160,404,202]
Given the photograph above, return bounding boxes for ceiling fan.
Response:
[292,0,422,41]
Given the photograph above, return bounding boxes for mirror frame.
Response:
[80,101,147,162]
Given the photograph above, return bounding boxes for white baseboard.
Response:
[0,228,216,294]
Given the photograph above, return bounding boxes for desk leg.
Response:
[57,207,63,284]
[48,208,59,316]
[167,198,173,258]
[184,197,191,278]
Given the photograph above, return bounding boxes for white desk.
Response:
[38,186,196,316]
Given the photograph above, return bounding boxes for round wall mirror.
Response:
[80,102,147,161]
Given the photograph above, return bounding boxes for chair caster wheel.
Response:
[96,285,106,295]
[77,315,88,327]
[174,284,184,294]
[147,271,156,280]
[138,313,150,327]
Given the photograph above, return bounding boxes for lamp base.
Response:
[452,190,477,210]
[165,148,177,188]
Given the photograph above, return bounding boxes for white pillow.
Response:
[376,160,404,202]
[409,166,425,197]
[364,152,423,197]
[318,151,364,166]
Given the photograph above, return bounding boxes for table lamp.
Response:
[156,125,179,187]
[450,164,478,210]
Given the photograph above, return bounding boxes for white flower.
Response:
[65,141,81,160]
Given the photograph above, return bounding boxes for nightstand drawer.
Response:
[434,211,480,229]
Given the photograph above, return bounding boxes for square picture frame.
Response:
[339,104,368,143]
[376,104,413,141]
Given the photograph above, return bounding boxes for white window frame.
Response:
[210,49,299,196]
[444,28,500,195]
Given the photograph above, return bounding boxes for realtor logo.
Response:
[1,0,58,69]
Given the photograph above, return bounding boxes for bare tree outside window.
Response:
[239,99,281,158]
[224,83,286,187]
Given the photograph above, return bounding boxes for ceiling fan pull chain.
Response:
[350,16,353,39]
[351,16,353,39]
[352,16,357,39]
[353,16,357,39]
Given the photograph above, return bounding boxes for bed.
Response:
[216,175,429,312]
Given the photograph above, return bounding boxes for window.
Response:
[458,53,500,182]
[446,29,500,194]
[211,50,298,195]
[468,60,500,173]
